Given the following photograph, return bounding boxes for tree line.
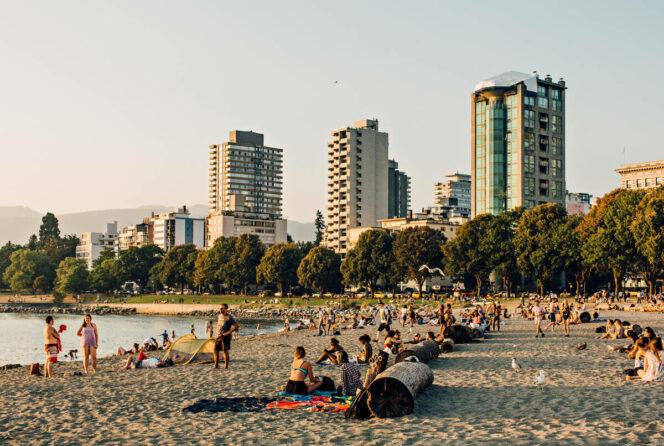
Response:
[1,187,662,298]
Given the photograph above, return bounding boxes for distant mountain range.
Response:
[0,206,315,245]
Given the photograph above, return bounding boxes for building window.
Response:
[637,179,643,188]
[657,177,663,185]
[539,135,548,152]
[524,110,535,129]
[524,132,535,152]
[524,95,535,107]
[539,179,549,197]
[539,113,548,131]
[551,181,563,198]
[524,178,535,197]
[551,137,562,155]
[524,155,535,174]
[645,178,653,187]
[551,159,563,177]
[539,157,549,175]
[551,115,562,134]
[625,180,632,188]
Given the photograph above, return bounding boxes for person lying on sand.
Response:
[316,338,344,365]
[122,344,147,369]
[286,346,321,395]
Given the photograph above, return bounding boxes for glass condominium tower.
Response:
[471,71,566,216]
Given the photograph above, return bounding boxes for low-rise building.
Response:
[151,206,205,251]
[616,160,664,190]
[565,191,593,216]
[206,194,287,247]
[116,222,151,251]
[75,222,118,269]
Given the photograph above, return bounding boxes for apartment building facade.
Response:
[434,172,471,218]
[151,206,205,251]
[75,222,118,269]
[471,71,567,216]
[387,159,411,218]
[324,119,389,254]
[616,160,664,190]
[565,191,593,216]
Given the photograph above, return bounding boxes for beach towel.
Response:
[183,397,274,413]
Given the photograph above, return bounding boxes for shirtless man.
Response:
[43,315,60,378]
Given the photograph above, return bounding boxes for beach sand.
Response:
[1,309,663,445]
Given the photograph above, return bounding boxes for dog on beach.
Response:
[67,350,78,361]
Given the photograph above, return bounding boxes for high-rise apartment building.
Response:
[209,131,283,219]
[387,159,411,218]
[207,131,286,247]
[471,71,566,216]
[324,119,388,253]
[434,172,471,218]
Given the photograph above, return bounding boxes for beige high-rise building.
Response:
[616,160,664,190]
[209,131,283,218]
[207,131,286,247]
[324,119,388,254]
[471,71,567,216]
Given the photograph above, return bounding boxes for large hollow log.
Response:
[367,361,434,418]
[395,340,440,364]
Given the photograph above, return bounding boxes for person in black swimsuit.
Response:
[286,346,321,395]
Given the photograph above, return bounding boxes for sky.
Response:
[1,0,663,222]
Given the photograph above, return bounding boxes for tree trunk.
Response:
[503,276,511,300]
[417,279,424,298]
[395,340,439,364]
[475,275,482,298]
[537,281,544,298]
[612,269,621,300]
[366,361,434,418]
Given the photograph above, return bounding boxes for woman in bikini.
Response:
[77,314,99,374]
[286,346,321,395]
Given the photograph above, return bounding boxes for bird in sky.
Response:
[511,357,522,372]
[418,265,444,275]
[534,370,546,387]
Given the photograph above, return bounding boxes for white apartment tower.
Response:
[207,131,287,247]
[324,119,388,254]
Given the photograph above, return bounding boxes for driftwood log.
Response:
[440,338,454,353]
[395,340,439,364]
[366,361,434,418]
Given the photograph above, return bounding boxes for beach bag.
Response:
[595,326,606,333]
[318,376,336,392]
[28,363,42,376]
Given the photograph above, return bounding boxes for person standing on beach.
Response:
[43,315,60,378]
[206,320,214,338]
[316,308,326,336]
[532,301,545,338]
[213,304,239,369]
[76,314,99,374]
[375,303,391,342]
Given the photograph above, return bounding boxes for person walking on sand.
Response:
[213,304,239,369]
[76,314,99,374]
[43,315,60,378]
[532,301,545,338]
[544,299,559,332]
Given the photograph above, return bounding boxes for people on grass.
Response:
[76,314,99,374]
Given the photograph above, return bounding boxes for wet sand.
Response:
[1,309,663,445]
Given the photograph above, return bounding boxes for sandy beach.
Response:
[1,309,663,445]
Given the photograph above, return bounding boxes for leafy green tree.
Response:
[631,187,664,296]
[585,189,644,296]
[89,259,120,293]
[257,243,304,294]
[314,210,325,246]
[297,246,342,293]
[92,248,116,269]
[116,245,164,290]
[341,229,394,296]
[443,215,493,297]
[227,234,265,293]
[487,210,522,298]
[394,227,445,297]
[3,249,53,292]
[33,275,49,293]
[55,257,89,294]
[155,244,199,292]
[0,242,21,288]
[193,237,236,292]
[44,234,80,267]
[515,203,568,297]
[27,235,39,250]
[39,212,61,244]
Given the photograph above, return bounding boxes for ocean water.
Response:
[0,313,283,366]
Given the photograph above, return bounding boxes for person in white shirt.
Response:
[532,301,545,338]
[375,304,391,342]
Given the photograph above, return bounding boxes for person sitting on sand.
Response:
[357,335,373,364]
[625,337,649,380]
[383,330,401,354]
[336,351,362,396]
[123,344,148,369]
[636,337,663,382]
[363,352,388,389]
[316,338,345,364]
[286,346,321,395]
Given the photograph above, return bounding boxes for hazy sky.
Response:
[1,1,663,222]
